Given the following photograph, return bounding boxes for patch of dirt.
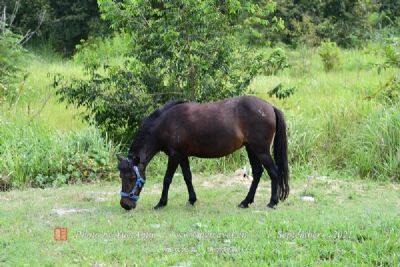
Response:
[0,196,11,201]
[301,196,315,202]
[144,184,162,195]
[0,175,12,192]
[72,191,119,203]
[87,191,117,195]
[196,169,253,188]
[51,208,95,216]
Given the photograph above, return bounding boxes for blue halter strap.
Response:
[120,165,145,201]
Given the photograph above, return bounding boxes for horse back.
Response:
[155,96,276,157]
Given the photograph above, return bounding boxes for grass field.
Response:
[1,42,399,266]
[1,173,399,266]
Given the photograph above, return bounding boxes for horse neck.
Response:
[130,137,159,169]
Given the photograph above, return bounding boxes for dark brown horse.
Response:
[117,95,289,210]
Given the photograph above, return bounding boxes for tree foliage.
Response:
[47,0,106,54]
[2,0,400,53]
[0,5,26,104]
[270,0,380,47]
[55,0,282,142]
[2,0,106,54]
[377,0,400,27]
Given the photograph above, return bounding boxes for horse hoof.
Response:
[267,203,276,209]
[188,199,196,205]
[238,202,249,208]
[154,203,166,210]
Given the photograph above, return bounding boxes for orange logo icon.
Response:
[54,227,68,241]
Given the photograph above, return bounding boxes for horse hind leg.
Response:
[238,146,264,208]
[255,152,280,208]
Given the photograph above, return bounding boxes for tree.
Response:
[269,0,379,47]
[55,0,282,142]
[2,0,107,55]
[47,0,106,54]
[0,4,27,104]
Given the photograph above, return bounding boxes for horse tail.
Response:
[273,106,289,201]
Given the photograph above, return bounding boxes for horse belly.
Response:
[184,127,244,158]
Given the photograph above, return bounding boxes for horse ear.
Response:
[116,154,125,162]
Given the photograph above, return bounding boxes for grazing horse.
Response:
[117,95,289,211]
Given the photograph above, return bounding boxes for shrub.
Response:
[318,41,341,72]
[383,38,400,68]
[268,83,296,99]
[262,48,289,76]
[368,73,400,105]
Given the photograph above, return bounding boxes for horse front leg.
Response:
[180,157,197,205]
[154,156,180,209]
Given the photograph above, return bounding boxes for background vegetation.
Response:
[0,0,399,189]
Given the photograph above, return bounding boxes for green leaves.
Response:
[268,83,296,100]
[56,0,281,143]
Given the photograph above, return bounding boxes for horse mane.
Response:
[128,100,186,158]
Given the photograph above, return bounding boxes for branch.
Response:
[9,0,20,27]
[1,6,6,34]
[19,9,46,45]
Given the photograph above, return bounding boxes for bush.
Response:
[0,117,116,189]
[318,41,341,72]
[371,73,400,105]
[262,48,289,76]
[383,38,400,68]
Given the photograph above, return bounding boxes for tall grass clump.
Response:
[0,117,117,189]
[348,104,400,180]
[286,114,321,170]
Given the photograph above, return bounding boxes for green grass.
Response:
[251,45,399,180]
[18,56,86,131]
[0,175,399,266]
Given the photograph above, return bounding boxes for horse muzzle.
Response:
[120,198,136,210]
